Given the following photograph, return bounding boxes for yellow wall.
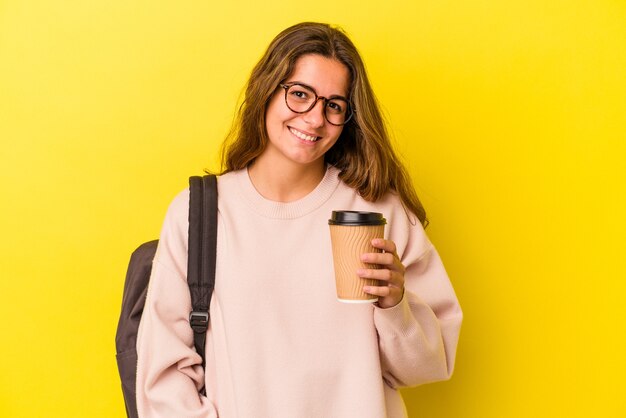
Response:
[1,1,624,416]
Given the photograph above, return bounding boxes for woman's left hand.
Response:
[358,238,406,309]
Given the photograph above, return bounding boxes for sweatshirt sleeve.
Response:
[373,213,463,389]
[135,189,219,418]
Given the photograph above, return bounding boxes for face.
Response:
[262,54,351,170]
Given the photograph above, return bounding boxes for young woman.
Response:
[136,22,462,418]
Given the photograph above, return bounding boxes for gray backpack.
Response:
[115,175,217,418]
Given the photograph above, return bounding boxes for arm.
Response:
[360,222,462,388]
[135,190,219,417]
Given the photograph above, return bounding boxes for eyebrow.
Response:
[286,81,349,101]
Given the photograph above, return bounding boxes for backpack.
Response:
[115,175,218,418]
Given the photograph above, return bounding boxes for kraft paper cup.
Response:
[328,211,387,303]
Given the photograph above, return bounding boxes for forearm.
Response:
[374,242,463,388]
[136,260,218,417]
[375,291,462,388]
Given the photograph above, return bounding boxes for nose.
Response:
[302,98,326,128]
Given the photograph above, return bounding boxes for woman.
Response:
[136,22,462,417]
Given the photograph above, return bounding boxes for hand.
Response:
[358,238,406,309]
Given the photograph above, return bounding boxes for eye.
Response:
[288,86,311,102]
[327,100,345,114]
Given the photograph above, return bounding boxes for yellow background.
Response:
[1,0,624,416]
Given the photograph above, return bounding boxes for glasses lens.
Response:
[325,98,350,125]
[285,84,316,112]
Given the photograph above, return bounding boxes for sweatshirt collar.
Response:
[234,165,341,219]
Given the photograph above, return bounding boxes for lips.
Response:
[289,127,320,142]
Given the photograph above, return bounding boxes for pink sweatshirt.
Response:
[136,166,462,418]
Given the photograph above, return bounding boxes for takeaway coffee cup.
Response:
[328,211,387,303]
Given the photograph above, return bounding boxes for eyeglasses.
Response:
[279,82,354,126]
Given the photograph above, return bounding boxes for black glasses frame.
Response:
[279,83,354,126]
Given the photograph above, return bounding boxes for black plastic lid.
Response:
[328,211,386,226]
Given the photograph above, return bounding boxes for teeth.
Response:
[290,127,318,142]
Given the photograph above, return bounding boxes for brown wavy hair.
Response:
[219,22,428,227]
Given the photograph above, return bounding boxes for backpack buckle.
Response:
[189,311,209,333]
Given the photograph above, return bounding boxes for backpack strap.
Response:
[187,175,218,385]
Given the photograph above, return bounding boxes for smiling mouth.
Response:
[289,127,320,142]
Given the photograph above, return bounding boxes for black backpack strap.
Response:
[187,175,218,383]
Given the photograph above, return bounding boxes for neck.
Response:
[247,158,326,202]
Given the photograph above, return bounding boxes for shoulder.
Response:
[167,187,190,218]
[333,173,409,224]
[166,170,246,222]
[215,169,243,199]
[154,187,190,250]
[166,170,242,216]
[333,174,431,259]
